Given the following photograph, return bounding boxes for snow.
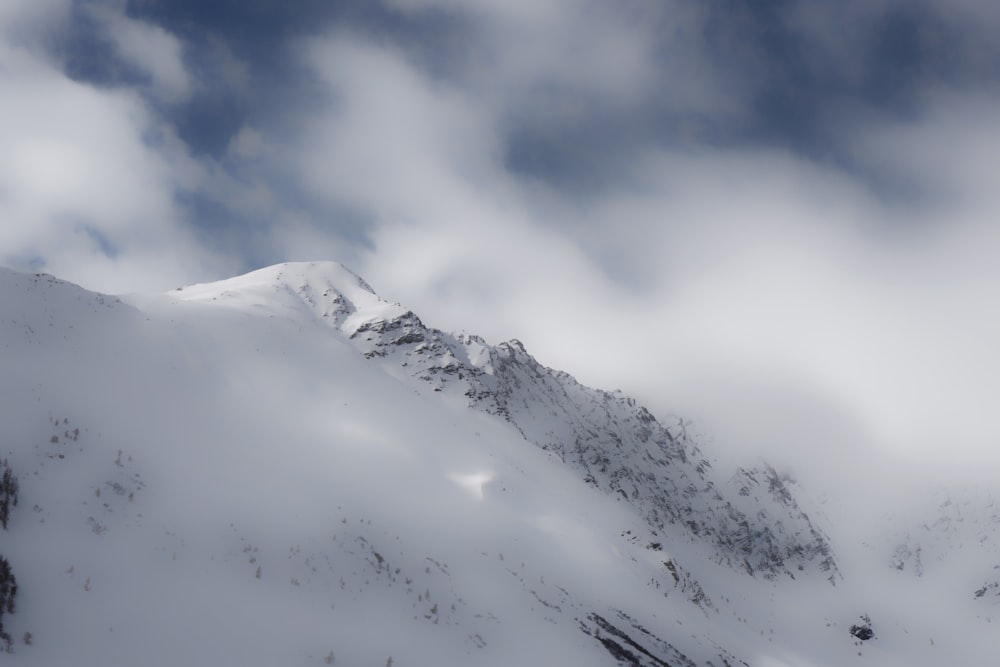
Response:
[0,261,997,665]
[448,472,495,500]
[169,261,409,337]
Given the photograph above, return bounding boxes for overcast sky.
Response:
[3,0,999,479]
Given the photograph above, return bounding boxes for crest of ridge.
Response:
[169,261,407,335]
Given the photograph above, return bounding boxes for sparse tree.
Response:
[0,460,18,530]
[0,556,17,651]
[0,558,16,613]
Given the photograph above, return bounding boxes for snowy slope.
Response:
[174,263,839,583]
[0,262,997,666]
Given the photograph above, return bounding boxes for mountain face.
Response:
[0,261,997,666]
[177,262,838,585]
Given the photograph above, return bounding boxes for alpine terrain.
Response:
[0,261,996,666]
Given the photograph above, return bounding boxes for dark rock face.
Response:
[974,580,999,600]
[850,614,875,641]
[850,624,874,641]
[578,611,696,667]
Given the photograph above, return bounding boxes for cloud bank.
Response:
[3,0,1000,480]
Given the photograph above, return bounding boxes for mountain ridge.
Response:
[166,261,840,583]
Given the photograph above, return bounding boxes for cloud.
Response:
[380,0,741,189]
[0,0,66,42]
[86,3,192,103]
[245,9,1000,485]
[281,30,629,337]
[0,5,223,292]
[296,33,500,221]
[4,0,1000,488]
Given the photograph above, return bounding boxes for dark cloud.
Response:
[493,0,1000,189]
[117,0,474,155]
[38,0,995,200]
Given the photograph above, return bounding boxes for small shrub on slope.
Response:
[0,459,18,530]
[0,460,20,651]
[0,556,17,651]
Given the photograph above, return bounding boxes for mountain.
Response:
[0,261,997,665]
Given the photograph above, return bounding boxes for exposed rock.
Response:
[974,580,999,600]
[349,312,840,581]
[850,614,875,641]
[578,611,696,667]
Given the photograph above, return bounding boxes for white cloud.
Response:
[388,0,734,123]
[287,31,635,340]
[278,24,1000,482]
[296,33,501,220]
[535,146,1000,475]
[0,0,67,43]
[0,18,218,293]
[3,0,1000,492]
[87,3,192,103]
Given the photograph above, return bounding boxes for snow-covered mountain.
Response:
[0,261,996,665]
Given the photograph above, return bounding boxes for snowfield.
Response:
[0,262,996,665]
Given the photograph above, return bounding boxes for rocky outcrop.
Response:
[974,578,1000,602]
[578,610,697,667]
[342,301,840,582]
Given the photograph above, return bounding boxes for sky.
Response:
[2,0,1000,478]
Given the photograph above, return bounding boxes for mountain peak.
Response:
[170,260,406,335]
[173,261,375,300]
